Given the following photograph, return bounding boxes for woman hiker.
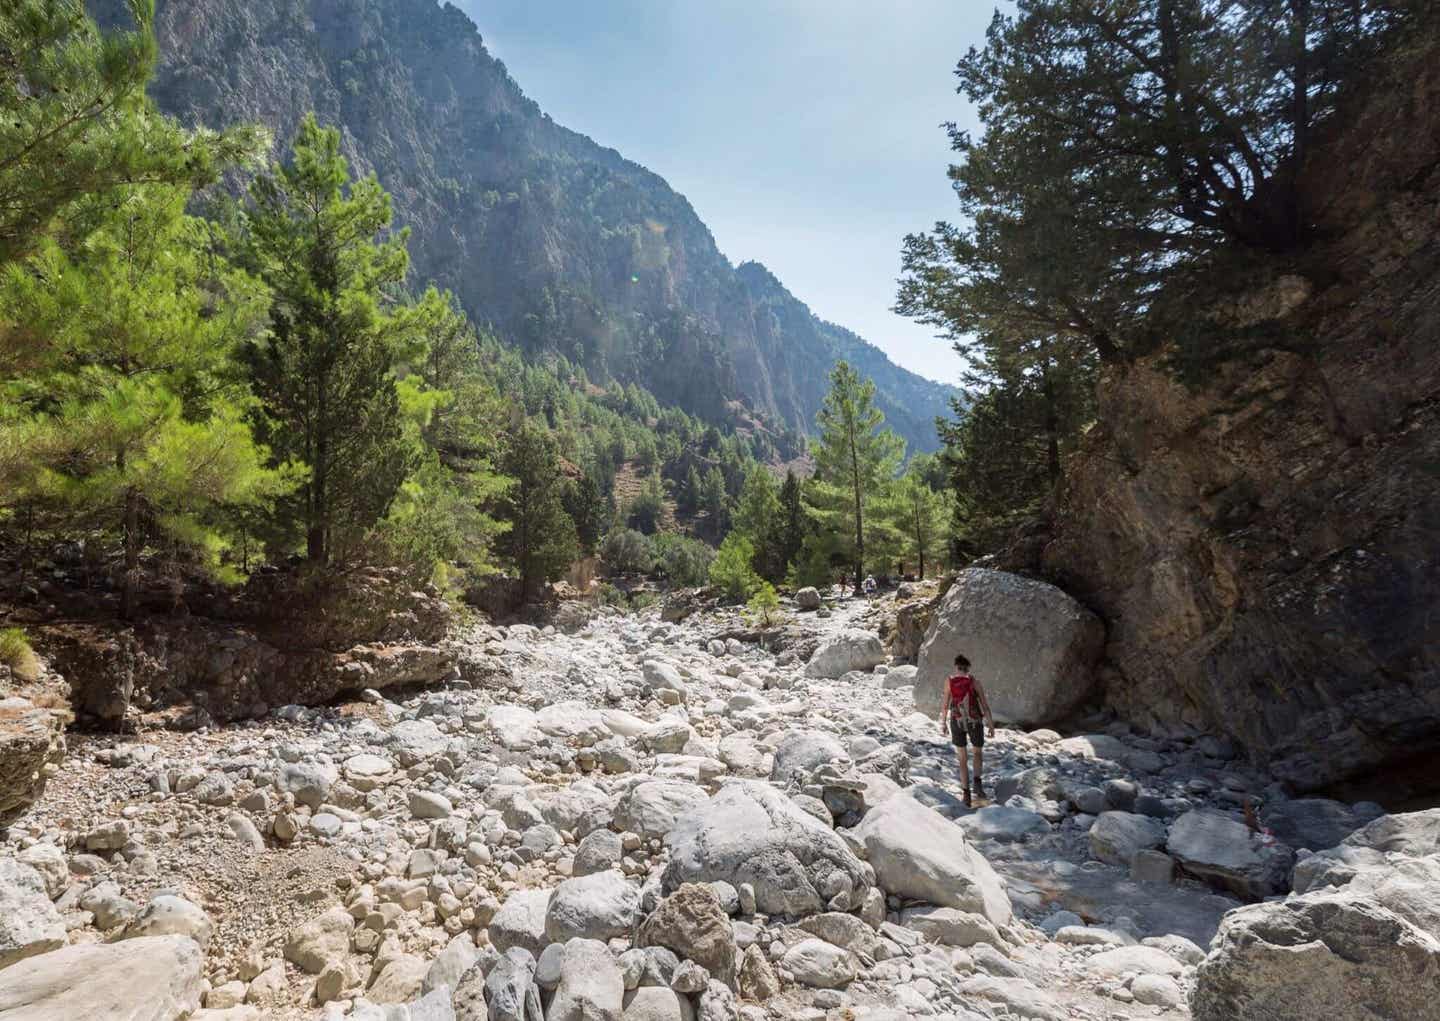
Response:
[939,652,996,808]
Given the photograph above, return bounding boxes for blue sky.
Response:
[454,0,993,385]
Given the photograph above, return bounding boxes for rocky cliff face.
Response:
[1011,40,1440,791]
[88,0,955,452]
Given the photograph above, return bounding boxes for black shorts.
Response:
[949,715,985,749]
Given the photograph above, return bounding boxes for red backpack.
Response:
[947,673,981,717]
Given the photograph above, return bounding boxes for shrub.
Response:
[600,528,655,575]
[710,533,761,601]
[625,475,666,534]
[746,582,782,628]
[652,533,716,587]
[596,583,629,609]
[0,628,40,683]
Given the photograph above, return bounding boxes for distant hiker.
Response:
[862,574,876,599]
[939,652,995,808]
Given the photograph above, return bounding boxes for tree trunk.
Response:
[1041,350,1062,485]
[849,426,864,590]
[122,485,140,620]
[308,434,328,564]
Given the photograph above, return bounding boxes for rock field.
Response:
[1,590,1436,1021]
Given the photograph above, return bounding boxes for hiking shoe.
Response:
[963,786,973,809]
[974,781,987,801]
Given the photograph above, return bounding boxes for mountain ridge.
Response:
[91,0,956,453]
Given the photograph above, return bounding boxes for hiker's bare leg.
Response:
[972,746,985,798]
[956,749,970,789]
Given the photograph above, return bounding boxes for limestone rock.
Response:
[120,895,213,950]
[476,946,543,1021]
[913,569,1104,724]
[781,939,856,988]
[736,944,780,1002]
[0,936,203,1019]
[549,938,624,1021]
[621,985,695,1020]
[1192,888,1440,1021]
[489,889,551,958]
[283,905,354,974]
[956,805,1050,843]
[851,792,1012,926]
[1167,809,1293,898]
[769,730,846,784]
[1089,811,1169,867]
[614,781,709,841]
[898,906,1004,948]
[574,828,624,876]
[804,630,885,679]
[0,698,66,826]
[545,871,642,943]
[0,859,64,970]
[1260,798,1366,851]
[662,781,870,917]
[637,884,735,984]
[879,665,917,690]
[642,661,688,701]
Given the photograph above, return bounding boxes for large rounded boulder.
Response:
[1191,887,1440,1021]
[805,630,885,679]
[914,569,1104,725]
[851,791,1013,926]
[662,781,870,917]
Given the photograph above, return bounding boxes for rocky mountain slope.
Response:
[87,0,956,453]
[1004,32,1440,793]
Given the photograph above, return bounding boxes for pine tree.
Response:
[679,464,702,516]
[894,473,951,579]
[235,114,416,564]
[0,183,285,616]
[709,533,760,601]
[562,473,607,556]
[936,331,1096,555]
[778,469,807,575]
[379,287,509,582]
[808,361,905,584]
[496,421,578,600]
[0,0,264,267]
[897,1,1420,369]
[732,466,786,582]
[700,465,728,537]
[624,473,665,534]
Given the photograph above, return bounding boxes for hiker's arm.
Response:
[976,680,996,736]
[939,688,951,734]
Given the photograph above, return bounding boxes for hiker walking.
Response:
[862,574,876,599]
[939,652,995,808]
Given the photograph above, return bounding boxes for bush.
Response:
[746,582,782,628]
[625,476,666,534]
[0,628,40,683]
[709,533,761,601]
[596,583,629,609]
[652,533,715,587]
[600,528,655,575]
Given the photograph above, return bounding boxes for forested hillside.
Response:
[87,0,955,453]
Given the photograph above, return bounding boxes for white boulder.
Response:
[914,568,1104,724]
[851,792,1013,926]
[0,936,203,1019]
[663,781,871,917]
[0,859,64,970]
[804,630,885,679]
